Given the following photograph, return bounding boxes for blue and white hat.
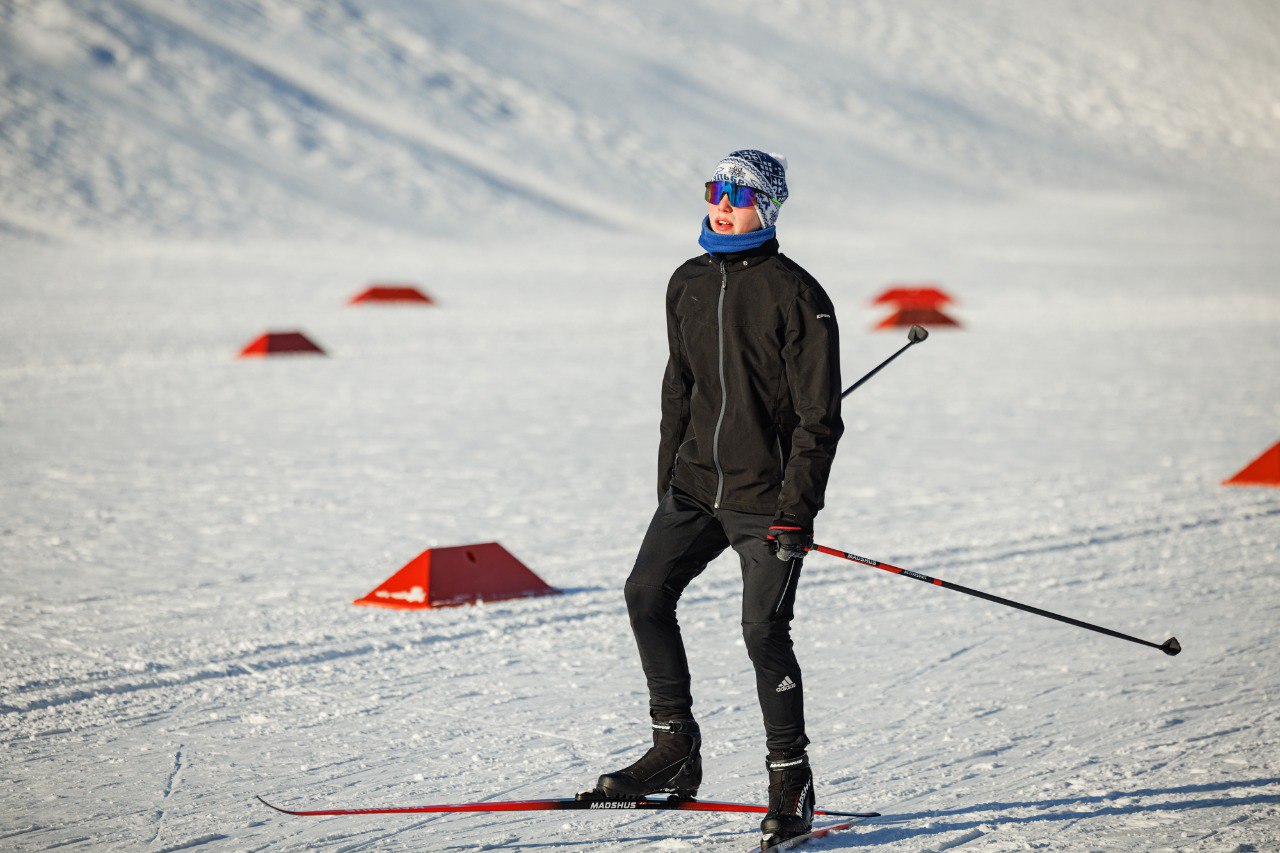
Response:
[712,150,789,229]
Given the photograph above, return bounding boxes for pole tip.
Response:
[908,325,929,343]
[1160,637,1181,656]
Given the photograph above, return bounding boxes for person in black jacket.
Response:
[595,150,844,845]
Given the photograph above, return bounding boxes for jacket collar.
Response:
[705,237,780,270]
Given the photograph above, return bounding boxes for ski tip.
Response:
[1160,636,1182,656]
[256,796,293,814]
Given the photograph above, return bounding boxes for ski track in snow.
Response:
[2,1,1280,851]
[146,742,184,849]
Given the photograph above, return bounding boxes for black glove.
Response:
[767,514,813,562]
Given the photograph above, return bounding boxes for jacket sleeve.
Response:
[657,282,693,501]
[777,285,844,528]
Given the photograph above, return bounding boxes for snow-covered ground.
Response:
[2,1,1279,850]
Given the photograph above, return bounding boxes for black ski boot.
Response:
[759,752,815,849]
[595,718,701,799]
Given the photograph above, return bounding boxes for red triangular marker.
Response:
[873,306,961,330]
[354,543,560,609]
[349,285,434,305]
[238,331,325,357]
[1223,441,1280,487]
[871,285,954,308]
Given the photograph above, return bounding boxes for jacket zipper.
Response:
[775,430,785,480]
[712,261,729,508]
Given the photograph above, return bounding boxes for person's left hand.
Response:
[767,515,812,562]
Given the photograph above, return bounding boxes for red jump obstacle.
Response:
[238,331,326,357]
[874,306,961,330]
[349,284,435,305]
[871,285,955,307]
[871,283,961,330]
[1223,441,1280,487]
[354,542,560,610]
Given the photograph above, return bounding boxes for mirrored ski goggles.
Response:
[704,180,770,208]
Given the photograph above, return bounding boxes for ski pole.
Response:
[811,544,1181,656]
[841,324,928,399]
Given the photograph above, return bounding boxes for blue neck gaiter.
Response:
[698,216,776,257]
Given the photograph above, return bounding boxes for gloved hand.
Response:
[767,514,813,562]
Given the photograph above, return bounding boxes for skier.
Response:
[594,150,844,847]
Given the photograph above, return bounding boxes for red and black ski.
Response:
[257,791,878,819]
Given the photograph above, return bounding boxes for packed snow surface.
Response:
[2,1,1279,851]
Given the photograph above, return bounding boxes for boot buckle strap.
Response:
[767,755,807,771]
[652,720,696,734]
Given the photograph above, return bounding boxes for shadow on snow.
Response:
[838,777,1280,848]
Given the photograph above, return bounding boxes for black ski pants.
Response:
[625,486,808,755]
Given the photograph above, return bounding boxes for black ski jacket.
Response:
[658,238,843,528]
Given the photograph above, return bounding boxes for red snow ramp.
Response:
[354,542,560,610]
[238,331,326,357]
[349,284,435,305]
[1223,441,1280,487]
[871,285,954,308]
[874,306,961,330]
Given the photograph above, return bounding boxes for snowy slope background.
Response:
[2,0,1279,850]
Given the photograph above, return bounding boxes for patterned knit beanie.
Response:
[711,150,789,229]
